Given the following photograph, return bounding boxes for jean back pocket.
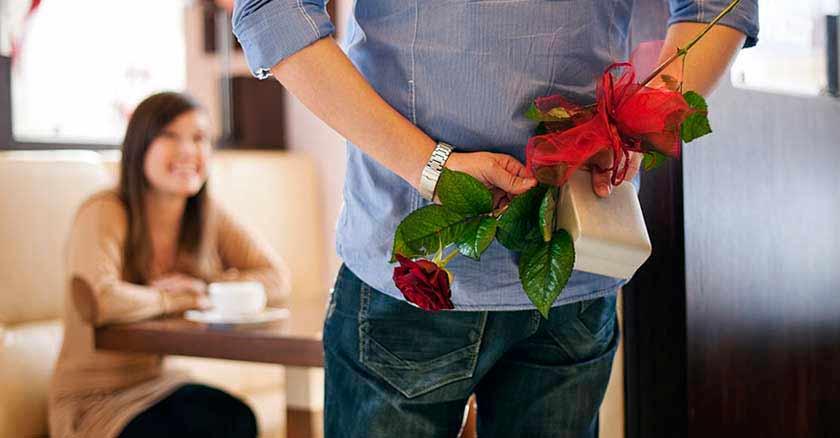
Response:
[358,285,487,399]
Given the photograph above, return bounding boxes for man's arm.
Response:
[268,38,434,188]
[232,1,535,198]
[659,0,759,96]
[652,22,748,97]
[269,37,536,196]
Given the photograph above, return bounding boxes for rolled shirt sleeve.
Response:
[233,0,335,79]
[668,0,759,48]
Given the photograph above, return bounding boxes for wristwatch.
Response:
[418,142,454,200]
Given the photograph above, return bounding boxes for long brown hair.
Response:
[118,92,209,284]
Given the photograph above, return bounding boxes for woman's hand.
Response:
[152,273,209,312]
[152,273,207,295]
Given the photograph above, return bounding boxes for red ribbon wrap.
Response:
[525,56,698,187]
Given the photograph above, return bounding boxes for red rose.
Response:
[393,255,455,311]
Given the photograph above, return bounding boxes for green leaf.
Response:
[538,186,559,242]
[681,91,712,143]
[437,168,493,215]
[547,107,571,120]
[524,102,571,122]
[519,229,576,318]
[642,150,668,171]
[525,102,543,122]
[497,185,548,252]
[456,217,498,260]
[390,205,469,262]
[525,226,543,242]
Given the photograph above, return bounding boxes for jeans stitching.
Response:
[364,337,471,370]
[358,282,371,366]
[357,294,486,398]
[471,312,489,370]
[529,310,542,335]
[362,335,480,398]
[576,296,617,338]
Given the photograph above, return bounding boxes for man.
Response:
[233,1,758,436]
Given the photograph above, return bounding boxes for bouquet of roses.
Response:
[391,0,743,318]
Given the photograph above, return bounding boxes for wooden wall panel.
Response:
[624,1,840,437]
[684,80,840,438]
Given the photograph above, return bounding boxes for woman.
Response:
[49,92,291,438]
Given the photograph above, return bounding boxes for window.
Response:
[730,0,840,96]
[4,0,187,145]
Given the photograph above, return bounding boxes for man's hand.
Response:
[588,149,643,198]
[445,152,538,206]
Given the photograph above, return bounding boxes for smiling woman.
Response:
[48,92,291,438]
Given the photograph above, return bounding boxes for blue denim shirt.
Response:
[233,0,758,311]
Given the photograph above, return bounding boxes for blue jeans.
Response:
[323,265,619,437]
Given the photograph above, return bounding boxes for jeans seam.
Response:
[472,312,489,370]
[358,305,487,399]
[529,310,542,335]
[364,337,472,370]
[358,282,371,366]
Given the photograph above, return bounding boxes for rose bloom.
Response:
[392,255,455,311]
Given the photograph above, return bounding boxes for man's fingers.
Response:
[624,151,643,181]
[486,161,537,195]
[488,155,537,195]
[498,154,531,178]
[590,149,613,197]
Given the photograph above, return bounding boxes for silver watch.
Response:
[419,142,454,200]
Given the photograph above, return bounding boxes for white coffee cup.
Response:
[207,281,267,316]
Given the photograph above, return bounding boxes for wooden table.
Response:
[95,297,478,438]
[95,297,327,437]
[95,298,326,366]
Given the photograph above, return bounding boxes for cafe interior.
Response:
[1,0,838,438]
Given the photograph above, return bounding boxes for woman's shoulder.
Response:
[207,197,235,227]
[73,189,128,231]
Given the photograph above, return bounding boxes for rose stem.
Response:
[438,248,460,268]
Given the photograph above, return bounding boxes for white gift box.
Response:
[555,170,652,280]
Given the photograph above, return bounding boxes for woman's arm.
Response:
[212,206,292,307]
[67,196,200,326]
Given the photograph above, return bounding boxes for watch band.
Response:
[419,142,454,200]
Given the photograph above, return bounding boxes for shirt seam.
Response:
[409,0,419,124]
[607,0,616,62]
[451,283,622,311]
[297,0,320,37]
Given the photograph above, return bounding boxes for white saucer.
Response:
[184,307,290,325]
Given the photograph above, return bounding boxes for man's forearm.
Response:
[655,22,747,97]
[270,37,435,188]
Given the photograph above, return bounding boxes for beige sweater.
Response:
[49,191,289,438]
